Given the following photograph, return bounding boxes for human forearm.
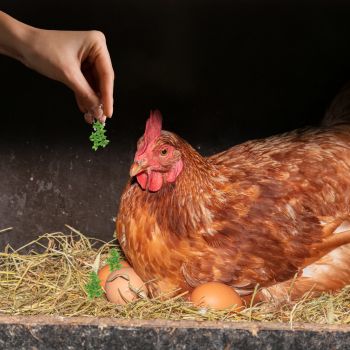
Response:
[0,11,114,121]
[0,11,35,63]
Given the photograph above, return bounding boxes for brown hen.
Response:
[117,86,350,302]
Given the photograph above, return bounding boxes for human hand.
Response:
[20,29,114,123]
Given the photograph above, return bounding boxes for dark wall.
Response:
[1,0,350,249]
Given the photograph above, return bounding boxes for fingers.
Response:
[66,69,106,124]
[84,104,106,124]
[57,30,114,123]
[95,46,114,118]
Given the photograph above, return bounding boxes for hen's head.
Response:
[130,110,184,192]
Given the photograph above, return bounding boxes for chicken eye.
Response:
[160,148,168,156]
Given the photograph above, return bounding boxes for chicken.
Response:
[116,85,350,303]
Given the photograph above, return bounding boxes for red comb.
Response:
[144,110,162,143]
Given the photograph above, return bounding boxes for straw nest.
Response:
[1,225,350,325]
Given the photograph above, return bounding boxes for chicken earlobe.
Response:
[166,158,184,183]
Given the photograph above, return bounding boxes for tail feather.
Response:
[323,82,350,126]
[257,244,350,303]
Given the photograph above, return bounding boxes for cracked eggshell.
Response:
[105,267,148,305]
[97,260,130,290]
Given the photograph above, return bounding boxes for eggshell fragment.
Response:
[105,267,148,305]
[190,282,243,310]
[98,260,130,289]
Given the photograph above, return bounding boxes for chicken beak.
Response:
[130,161,147,177]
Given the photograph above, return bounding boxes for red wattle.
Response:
[136,172,163,192]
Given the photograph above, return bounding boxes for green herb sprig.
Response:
[89,121,110,151]
[85,271,104,299]
[106,248,122,272]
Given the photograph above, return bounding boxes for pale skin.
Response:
[0,11,114,123]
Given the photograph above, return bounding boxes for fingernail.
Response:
[99,115,107,123]
[84,104,104,123]
[84,111,94,124]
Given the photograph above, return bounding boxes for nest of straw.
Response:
[1,225,350,325]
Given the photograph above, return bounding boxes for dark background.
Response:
[1,0,350,249]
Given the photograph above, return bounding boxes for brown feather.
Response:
[117,88,350,301]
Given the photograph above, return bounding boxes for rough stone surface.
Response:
[0,316,349,350]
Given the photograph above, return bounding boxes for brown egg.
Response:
[190,282,243,310]
[97,260,130,290]
[105,267,148,305]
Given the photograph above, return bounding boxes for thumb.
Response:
[66,69,103,123]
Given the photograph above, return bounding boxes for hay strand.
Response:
[1,228,350,325]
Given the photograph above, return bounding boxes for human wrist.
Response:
[14,25,41,67]
[0,11,37,64]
